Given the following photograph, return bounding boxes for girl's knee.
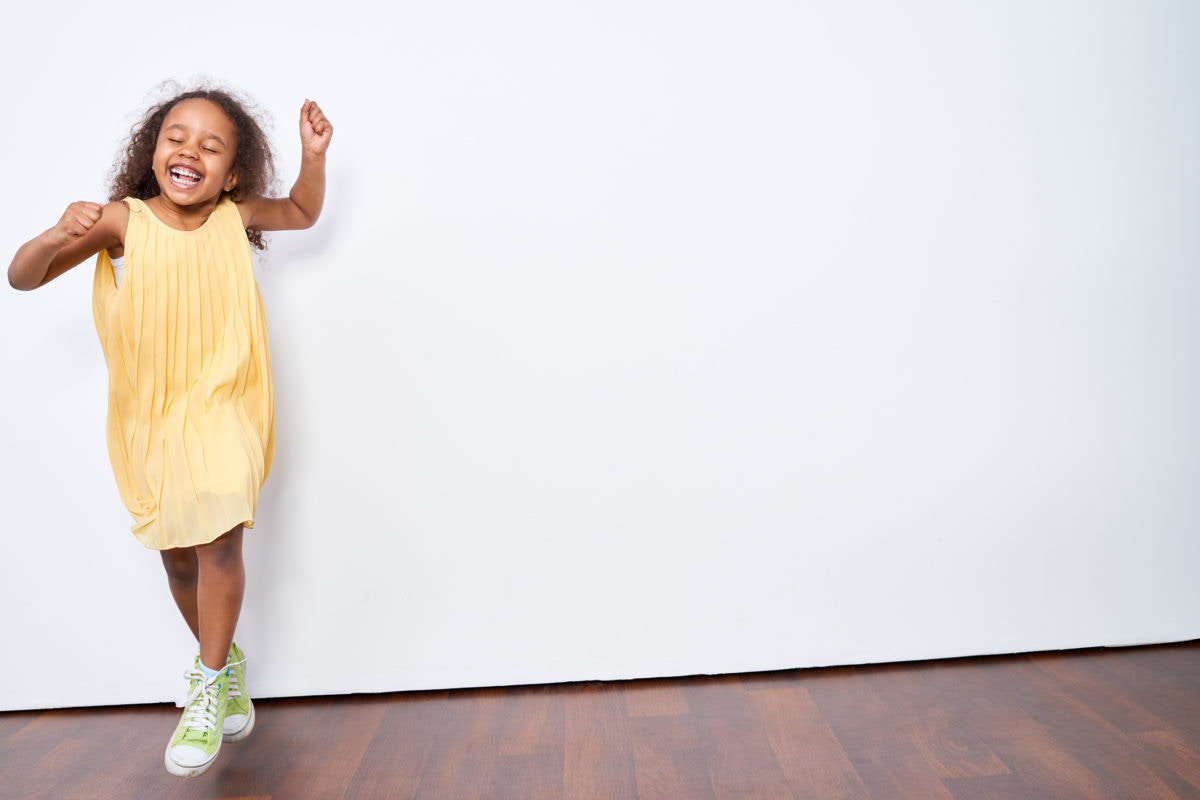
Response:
[196,526,245,572]
[161,547,199,585]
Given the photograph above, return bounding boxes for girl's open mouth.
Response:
[168,166,202,188]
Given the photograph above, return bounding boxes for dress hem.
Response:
[133,517,256,551]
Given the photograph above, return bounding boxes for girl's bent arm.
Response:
[8,201,126,291]
[240,150,327,232]
[239,99,333,233]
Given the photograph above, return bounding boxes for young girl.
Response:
[8,84,332,778]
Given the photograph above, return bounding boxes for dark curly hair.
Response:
[108,83,278,250]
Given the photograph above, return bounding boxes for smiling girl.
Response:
[8,84,332,778]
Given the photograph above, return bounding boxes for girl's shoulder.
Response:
[103,198,134,230]
[231,193,265,229]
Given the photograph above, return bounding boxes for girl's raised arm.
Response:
[8,201,127,290]
[238,99,333,234]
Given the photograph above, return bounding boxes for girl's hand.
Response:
[299,99,333,157]
[50,201,105,247]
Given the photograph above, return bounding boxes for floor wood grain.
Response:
[1,641,1198,799]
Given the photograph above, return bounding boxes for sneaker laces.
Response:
[226,656,247,703]
[175,668,222,737]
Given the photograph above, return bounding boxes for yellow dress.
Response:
[92,197,274,550]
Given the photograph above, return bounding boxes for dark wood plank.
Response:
[982,656,1181,798]
[745,685,870,799]
[1128,728,1200,796]
[682,675,796,799]
[1078,645,1200,734]
[563,682,638,800]
[270,696,387,799]
[495,684,566,757]
[1028,649,1177,734]
[4,705,169,800]
[489,685,566,799]
[342,691,450,800]
[923,657,1129,800]
[623,678,689,718]
[805,666,957,799]
[492,751,564,800]
[857,661,1009,780]
[940,772,1050,799]
[409,687,510,800]
[628,713,718,800]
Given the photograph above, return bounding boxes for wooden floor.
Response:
[2,641,1198,799]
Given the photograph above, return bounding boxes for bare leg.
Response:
[161,546,201,641]
[194,526,246,671]
[160,525,245,670]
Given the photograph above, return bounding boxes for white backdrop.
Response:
[2,1,1198,711]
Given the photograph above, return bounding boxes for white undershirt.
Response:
[111,254,124,288]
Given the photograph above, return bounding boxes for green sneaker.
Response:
[223,642,255,742]
[164,659,229,777]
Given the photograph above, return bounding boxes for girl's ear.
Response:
[223,170,239,193]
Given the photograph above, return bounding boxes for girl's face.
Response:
[151,98,240,208]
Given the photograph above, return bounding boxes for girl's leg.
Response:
[161,547,201,640]
[162,526,248,776]
[194,525,246,671]
[159,526,246,668]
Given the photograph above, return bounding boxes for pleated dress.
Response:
[92,197,274,550]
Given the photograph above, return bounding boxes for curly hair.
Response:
[108,83,278,250]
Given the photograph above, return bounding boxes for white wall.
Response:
[2,1,1198,711]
